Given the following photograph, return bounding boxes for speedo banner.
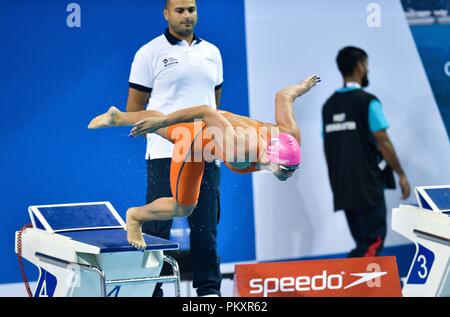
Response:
[234,256,402,297]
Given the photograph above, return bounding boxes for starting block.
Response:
[15,202,180,297]
[392,186,450,297]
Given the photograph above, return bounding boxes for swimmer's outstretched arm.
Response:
[274,75,321,143]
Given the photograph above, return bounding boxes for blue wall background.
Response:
[409,24,450,137]
[0,0,255,284]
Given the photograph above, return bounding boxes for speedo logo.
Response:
[249,264,387,297]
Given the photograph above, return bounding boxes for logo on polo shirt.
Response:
[162,57,179,67]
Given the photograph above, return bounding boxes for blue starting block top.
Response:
[60,229,178,253]
[29,202,126,232]
[33,204,122,231]
[27,202,179,252]
[415,186,450,214]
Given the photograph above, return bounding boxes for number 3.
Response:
[417,255,428,279]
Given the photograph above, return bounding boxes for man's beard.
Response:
[172,21,195,37]
[175,27,193,36]
[361,74,369,88]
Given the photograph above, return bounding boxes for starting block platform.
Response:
[392,186,450,297]
[15,202,180,297]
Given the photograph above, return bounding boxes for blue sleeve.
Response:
[368,99,389,132]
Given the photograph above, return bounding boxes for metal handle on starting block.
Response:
[35,252,181,297]
[163,255,181,297]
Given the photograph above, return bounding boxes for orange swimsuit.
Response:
[166,120,266,206]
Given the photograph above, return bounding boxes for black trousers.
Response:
[344,196,387,258]
[142,158,222,296]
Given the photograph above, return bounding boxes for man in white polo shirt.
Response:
[126,0,223,297]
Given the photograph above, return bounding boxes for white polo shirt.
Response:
[129,29,224,160]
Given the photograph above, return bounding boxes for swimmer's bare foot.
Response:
[281,75,321,100]
[126,207,147,251]
[88,106,121,129]
[296,75,321,97]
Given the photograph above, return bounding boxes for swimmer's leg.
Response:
[274,75,321,142]
[126,198,195,250]
[125,134,203,251]
[88,106,164,129]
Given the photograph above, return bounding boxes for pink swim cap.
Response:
[266,133,301,167]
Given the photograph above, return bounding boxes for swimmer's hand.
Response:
[130,117,165,137]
